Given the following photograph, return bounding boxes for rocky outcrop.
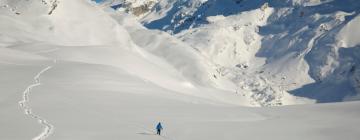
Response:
[129,1,155,16]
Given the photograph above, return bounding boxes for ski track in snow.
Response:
[18,60,57,140]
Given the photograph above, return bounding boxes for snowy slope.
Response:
[125,0,360,105]
[259,0,360,102]
[1,47,359,140]
[112,12,241,90]
[2,47,359,140]
[0,0,360,140]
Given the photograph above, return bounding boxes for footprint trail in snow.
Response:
[19,60,57,140]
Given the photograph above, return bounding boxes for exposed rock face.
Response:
[129,1,155,16]
[106,0,158,17]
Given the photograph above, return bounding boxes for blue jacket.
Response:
[156,123,163,130]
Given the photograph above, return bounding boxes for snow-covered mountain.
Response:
[1,0,360,140]
[109,0,360,105]
[2,0,360,106]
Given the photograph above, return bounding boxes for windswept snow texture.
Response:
[0,0,360,140]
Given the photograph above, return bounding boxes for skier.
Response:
[156,122,163,135]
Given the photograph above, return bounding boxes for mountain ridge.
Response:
[105,0,360,105]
